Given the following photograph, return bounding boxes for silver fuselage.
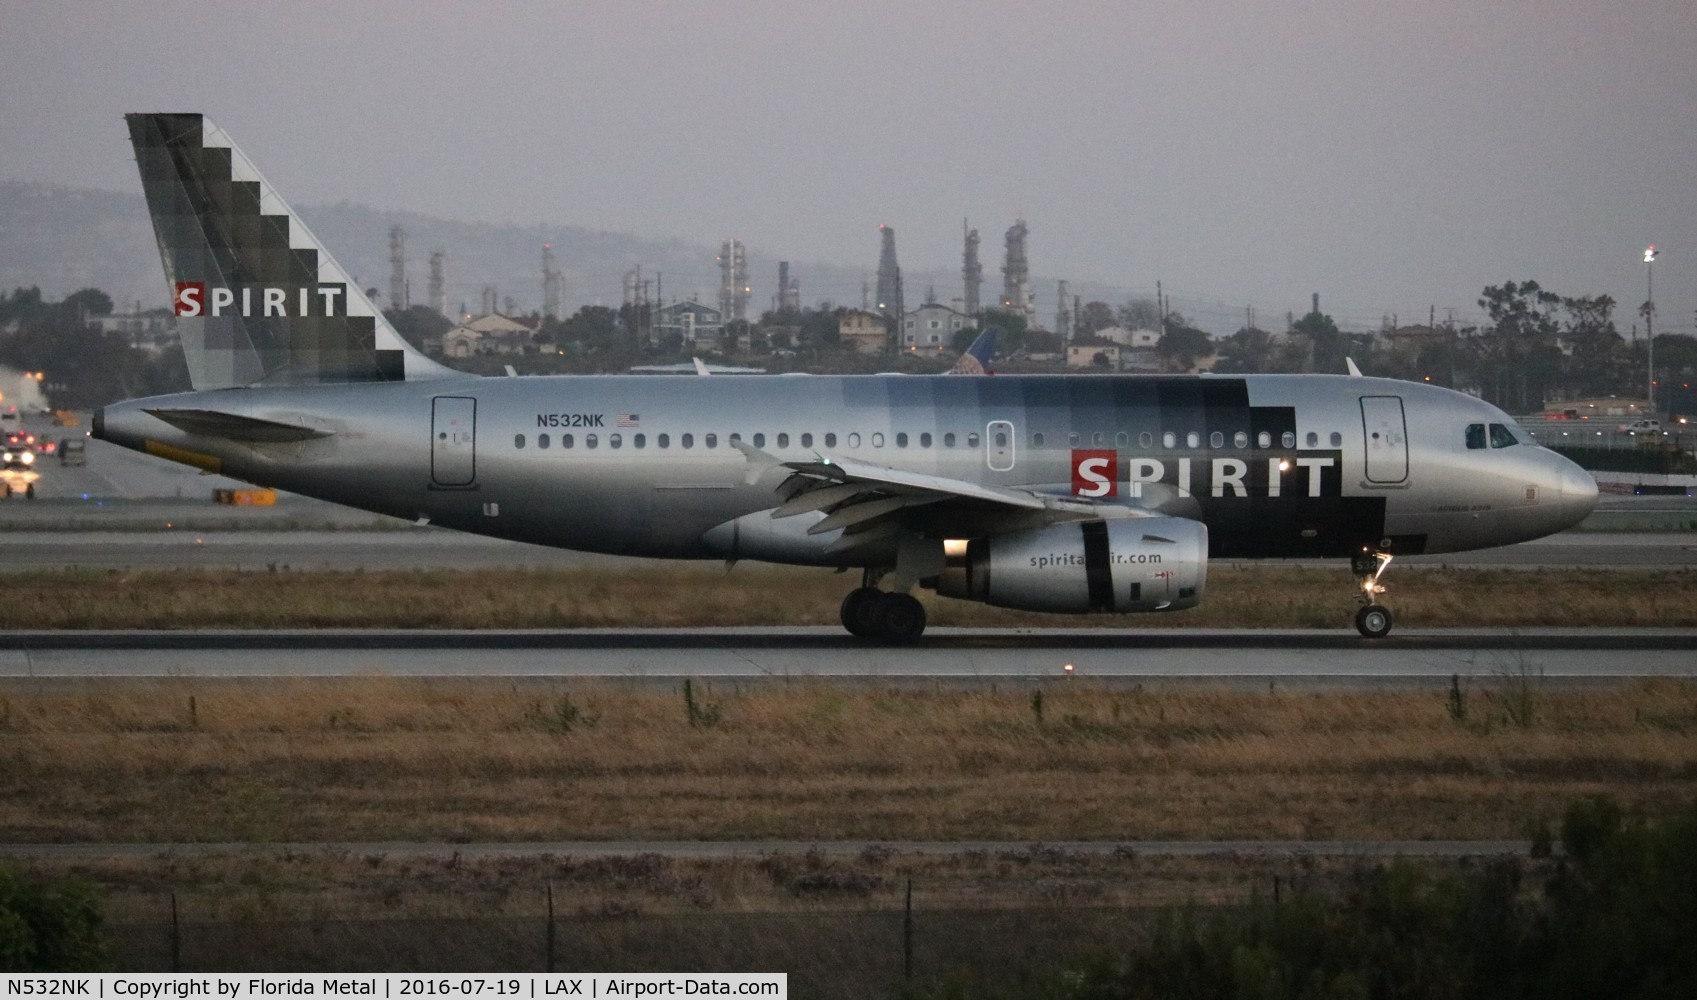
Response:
[96,372,1597,566]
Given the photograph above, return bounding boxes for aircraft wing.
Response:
[773,452,1142,543]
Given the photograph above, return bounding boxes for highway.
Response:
[2,627,1692,680]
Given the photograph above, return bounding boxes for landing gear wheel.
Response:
[1354,604,1393,639]
[839,587,881,637]
[871,593,927,645]
[24,483,34,500]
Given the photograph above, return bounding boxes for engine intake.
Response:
[930,517,1207,614]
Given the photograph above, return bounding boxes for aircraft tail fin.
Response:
[125,113,458,390]
[947,327,997,375]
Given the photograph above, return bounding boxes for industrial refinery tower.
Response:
[388,226,408,310]
[875,225,904,324]
[427,250,447,319]
[719,240,749,322]
[542,244,563,321]
[1001,218,1033,326]
[962,221,982,316]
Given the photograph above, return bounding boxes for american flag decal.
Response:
[616,413,641,427]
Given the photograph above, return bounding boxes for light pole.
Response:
[1644,245,1658,412]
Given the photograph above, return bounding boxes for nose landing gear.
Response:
[1351,549,1394,638]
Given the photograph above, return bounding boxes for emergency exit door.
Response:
[1360,395,1408,484]
[431,396,477,487]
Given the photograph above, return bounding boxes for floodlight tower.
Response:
[1644,244,1658,411]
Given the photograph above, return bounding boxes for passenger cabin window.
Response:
[825,433,837,448]
[610,434,622,449]
[563,434,573,448]
[967,432,980,448]
[705,433,717,448]
[514,434,526,449]
[586,434,598,449]
[1162,431,1176,449]
[800,433,812,448]
[656,433,667,448]
[1257,431,1272,449]
[1330,432,1343,447]
[1116,432,1128,447]
[1489,423,1518,448]
[1282,431,1297,449]
[1031,432,1044,447]
[848,433,861,448]
[1140,432,1153,449]
[539,433,551,449]
[920,432,932,448]
[1305,432,1319,447]
[634,434,645,448]
[1068,432,1081,446]
[681,433,693,449]
[872,432,885,448]
[776,433,789,448]
[995,430,1008,448]
[1186,431,1201,448]
[1209,431,1224,449]
[944,432,956,447]
[753,433,765,448]
[1465,424,1487,450]
[896,432,908,447]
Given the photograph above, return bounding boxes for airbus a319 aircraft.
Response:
[98,114,1599,642]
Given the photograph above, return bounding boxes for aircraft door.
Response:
[1360,395,1408,484]
[986,419,1016,472]
[431,396,477,487]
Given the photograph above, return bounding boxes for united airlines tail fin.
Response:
[126,113,457,390]
[947,327,997,375]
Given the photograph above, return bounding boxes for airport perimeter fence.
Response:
[97,873,1333,995]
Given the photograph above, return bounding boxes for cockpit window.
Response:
[1488,423,1518,448]
[1465,423,1486,450]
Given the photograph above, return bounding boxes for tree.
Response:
[0,866,107,971]
[1157,324,1213,372]
[1289,309,1348,373]
[975,308,1028,355]
[1212,326,1276,374]
[1076,301,1117,337]
[382,305,452,354]
[1117,297,1161,331]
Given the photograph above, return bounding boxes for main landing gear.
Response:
[1351,549,1394,639]
[840,570,927,644]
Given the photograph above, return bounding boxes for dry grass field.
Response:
[3,677,1693,846]
[0,564,1695,629]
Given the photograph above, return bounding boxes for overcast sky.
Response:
[4,0,1695,335]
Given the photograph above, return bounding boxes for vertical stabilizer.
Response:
[126,113,457,389]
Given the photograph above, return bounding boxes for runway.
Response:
[2,627,1692,680]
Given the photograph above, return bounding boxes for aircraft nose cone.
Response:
[1559,462,1598,503]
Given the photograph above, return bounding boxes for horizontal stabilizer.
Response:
[142,408,334,443]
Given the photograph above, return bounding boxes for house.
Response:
[900,303,972,351]
[653,300,725,346]
[1066,343,1122,369]
[439,313,537,357]
[838,310,890,355]
[1095,326,1161,371]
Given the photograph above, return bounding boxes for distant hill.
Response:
[0,180,1130,323]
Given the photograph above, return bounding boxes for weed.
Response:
[683,679,721,728]
[1448,673,1468,722]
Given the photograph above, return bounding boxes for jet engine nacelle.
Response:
[931,516,1207,614]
